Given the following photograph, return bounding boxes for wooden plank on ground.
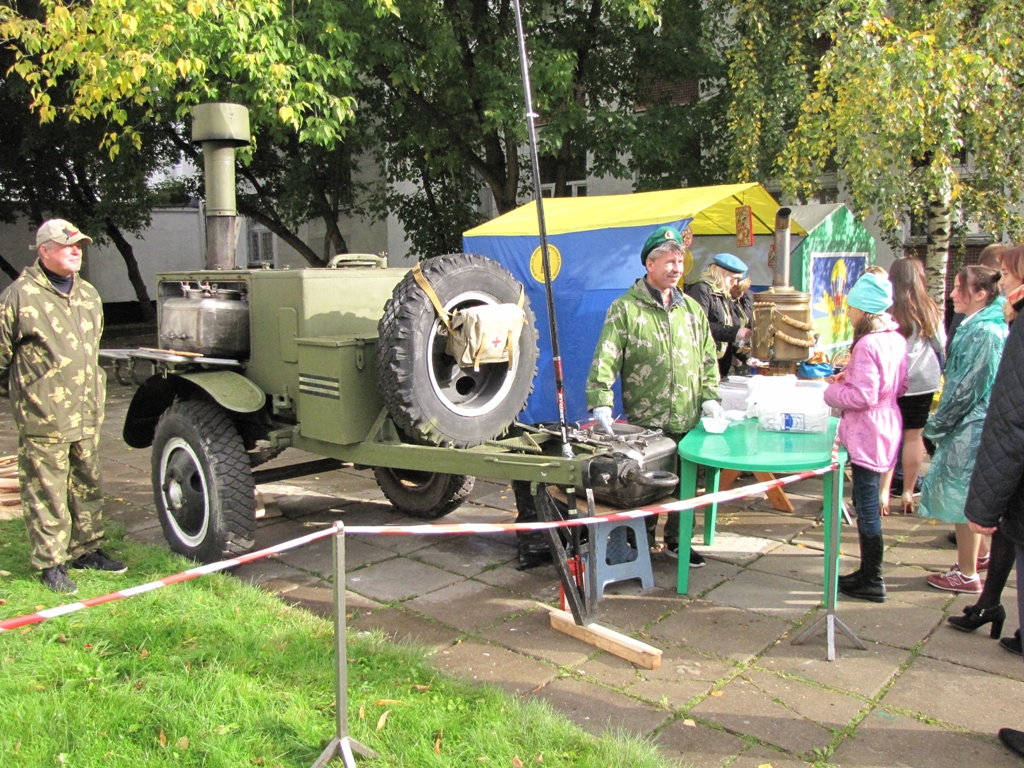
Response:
[0,477,19,491]
[718,469,794,513]
[542,605,662,670]
[0,491,23,506]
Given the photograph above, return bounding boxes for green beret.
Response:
[641,226,683,265]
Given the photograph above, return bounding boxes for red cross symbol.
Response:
[490,335,503,348]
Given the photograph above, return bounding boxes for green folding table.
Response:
[676,417,862,659]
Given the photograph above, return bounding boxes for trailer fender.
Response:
[123,371,266,449]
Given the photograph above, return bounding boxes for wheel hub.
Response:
[427,291,516,417]
[159,437,210,547]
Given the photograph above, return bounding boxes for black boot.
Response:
[840,533,886,603]
[838,530,870,589]
[947,603,1006,637]
[838,565,864,590]
[999,728,1024,758]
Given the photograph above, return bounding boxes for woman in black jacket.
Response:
[949,246,1024,636]
[685,253,751,377]
[961,248,1024,759]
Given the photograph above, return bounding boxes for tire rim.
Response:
[427,290,518,417]
[159,437,210,548]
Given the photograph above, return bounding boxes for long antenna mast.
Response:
[511,0,573,460]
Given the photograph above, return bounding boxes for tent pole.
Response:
[511,0,574,462]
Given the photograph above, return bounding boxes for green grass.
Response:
[0,522,675,767]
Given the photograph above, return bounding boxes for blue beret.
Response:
[713,253,747,275]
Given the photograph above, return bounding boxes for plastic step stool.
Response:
[591,517,654,598]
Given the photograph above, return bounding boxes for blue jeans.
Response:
[852,463,882,538]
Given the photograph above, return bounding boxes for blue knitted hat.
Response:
[847,271,893,314]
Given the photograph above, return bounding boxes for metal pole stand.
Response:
[311,523,377,767]
[791,466,866,661]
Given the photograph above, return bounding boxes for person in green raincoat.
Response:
[919,266,1007,594]
[586,226,720,566]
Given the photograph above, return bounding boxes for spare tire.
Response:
[376,253,539,447]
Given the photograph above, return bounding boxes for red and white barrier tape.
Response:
[1,446,841,633]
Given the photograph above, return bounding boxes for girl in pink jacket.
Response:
[824,271,908,603]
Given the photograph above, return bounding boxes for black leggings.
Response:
[978,528,1017,610]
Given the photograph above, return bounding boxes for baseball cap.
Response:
[31,219,93,250]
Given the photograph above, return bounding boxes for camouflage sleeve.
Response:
[0,292,16,399]
[696,308,720,403]
[586,300,629,411]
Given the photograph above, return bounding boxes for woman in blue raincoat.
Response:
[919,266,1007,593]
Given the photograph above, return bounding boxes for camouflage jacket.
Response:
[0,261,105,442]
[586,279,720,435]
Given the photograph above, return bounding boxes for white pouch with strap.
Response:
[446,303,527,371]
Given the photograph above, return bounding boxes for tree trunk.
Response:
[104,221,156,322]
[235,199,326,268]
[924,197,951,303]
[0,254,20,282]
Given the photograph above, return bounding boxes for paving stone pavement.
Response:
[1,327,1023,766]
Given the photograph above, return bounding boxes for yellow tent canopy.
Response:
[463,182,806,238]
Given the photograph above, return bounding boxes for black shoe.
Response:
[1000,630,1023,656]
[663,543,706,568]
[70,549,127,573]
[40,564,78,595]
[999,728,1024,758]
[947,604,1006,637]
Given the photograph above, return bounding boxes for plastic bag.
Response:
[755,388,830,433]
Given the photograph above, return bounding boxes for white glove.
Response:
[592,406,615,435]
[702,400,725,420]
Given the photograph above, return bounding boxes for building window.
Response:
[539,153,587,198]
[247,220,275,267]
[540,180,587,198]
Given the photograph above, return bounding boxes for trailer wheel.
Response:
[376,253,539,447]
[152,400,256,562]
[373,467,475,519]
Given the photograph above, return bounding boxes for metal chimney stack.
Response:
[191,103,251,270]
[772,207,792,287]
[751,206,815,366]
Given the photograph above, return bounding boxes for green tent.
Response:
[787,204,876,352]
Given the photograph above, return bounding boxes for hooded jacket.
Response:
[919,300,1007,523]
[587,279,719,435]
[0,260,105,442]
[823,317,908,472]
[963,295,1024,543]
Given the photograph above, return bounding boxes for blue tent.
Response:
[463,184,800,424]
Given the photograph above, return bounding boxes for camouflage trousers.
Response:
[18,434,105,570]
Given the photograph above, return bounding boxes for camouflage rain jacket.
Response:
[586,279,720,435]
[0,261,106,442]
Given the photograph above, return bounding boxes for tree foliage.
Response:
[355,0,662,223]
[724,0,1024,297]
[0,0,387,152]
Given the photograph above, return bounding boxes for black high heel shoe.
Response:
[947,604,1006,637]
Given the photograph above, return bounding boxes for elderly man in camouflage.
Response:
[0,219,126,594]
[586,226,722,567]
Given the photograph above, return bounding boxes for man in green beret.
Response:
[586,225,722,566]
